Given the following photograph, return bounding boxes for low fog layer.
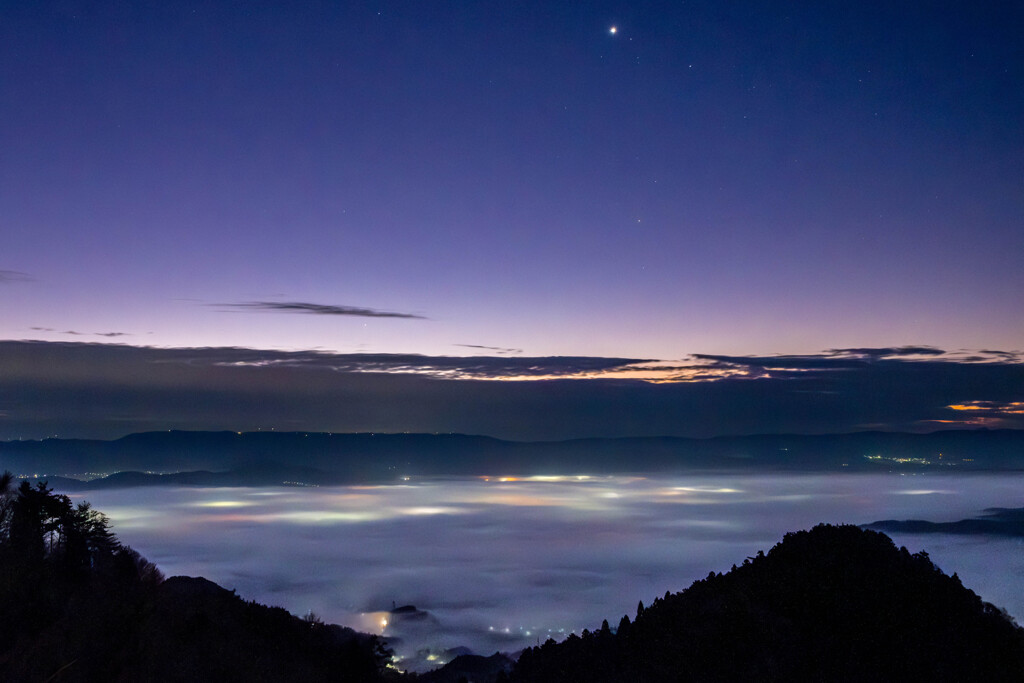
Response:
[63,474,1024,661]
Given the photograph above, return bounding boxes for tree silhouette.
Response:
[511,525,1024,682]
[0,471,393,682]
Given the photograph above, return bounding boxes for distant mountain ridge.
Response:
[868,506,1024,538]
[2,429,1022,487]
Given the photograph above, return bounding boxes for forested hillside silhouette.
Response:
[0,472,395,682]
[511,524,1024,682]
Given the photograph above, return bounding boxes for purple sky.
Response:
[1,2,1022,439]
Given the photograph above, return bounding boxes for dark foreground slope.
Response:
[512,525,1024,683]
[0,477,396,682]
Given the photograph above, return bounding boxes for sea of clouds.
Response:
[66,473,1024,667]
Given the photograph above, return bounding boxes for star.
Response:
[609,26,617,35]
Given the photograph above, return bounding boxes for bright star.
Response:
[609,26,617,35]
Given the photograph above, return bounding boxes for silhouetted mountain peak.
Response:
[512,524,1024,682]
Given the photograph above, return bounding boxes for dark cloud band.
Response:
[0,341,1021,441]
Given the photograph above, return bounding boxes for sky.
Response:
[1,1,1022,440]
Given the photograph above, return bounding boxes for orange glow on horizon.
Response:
[948,401,1024,414]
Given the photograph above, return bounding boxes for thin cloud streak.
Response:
[454,344,524,355]
[211,301,426,319]
[175,347,651,380]
[31,328,132,338]
[0,270,32,283]
[825,346,947,358]
[692,348,1024,372]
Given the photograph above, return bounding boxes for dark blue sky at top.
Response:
[0,1,1022,439]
